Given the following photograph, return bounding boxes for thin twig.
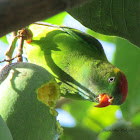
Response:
[16,28,33,62]
[0,56,19,64]
[4,30,25,65]
[34,22,63,28]
[5,32,17,66]
[17,36,24,62]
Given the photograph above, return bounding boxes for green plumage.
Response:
[24,24,127,105]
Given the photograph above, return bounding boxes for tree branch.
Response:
[0,0,90,37]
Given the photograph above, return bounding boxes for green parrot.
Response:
[24,22,128,107]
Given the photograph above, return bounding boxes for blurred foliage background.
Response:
[0,7,140,140]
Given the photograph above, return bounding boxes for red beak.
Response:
[95,94,113,108]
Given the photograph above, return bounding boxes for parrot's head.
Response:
[86,61,128,108]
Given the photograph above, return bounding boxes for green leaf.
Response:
[62,99,120,133]
[113,38,140,120]
[0,115,13,140]
[0,36,8,44]
[62,100,92,125]
[68,0,140,48]
[60,126,97,140]
[132,112,140,127]
[44,12,67,25]
[98,120,140,140]
[84,105,119,132]
[87,29,116,44]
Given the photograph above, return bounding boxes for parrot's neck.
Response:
[65,57,111,100]
[68,57,101,81]
[64,57,97,98]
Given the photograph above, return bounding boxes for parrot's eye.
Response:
[108,77,115,83]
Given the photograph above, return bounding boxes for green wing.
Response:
[62,27,107,60]
[33,22,107,60]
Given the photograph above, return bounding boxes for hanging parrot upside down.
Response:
[23,22,128,108]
